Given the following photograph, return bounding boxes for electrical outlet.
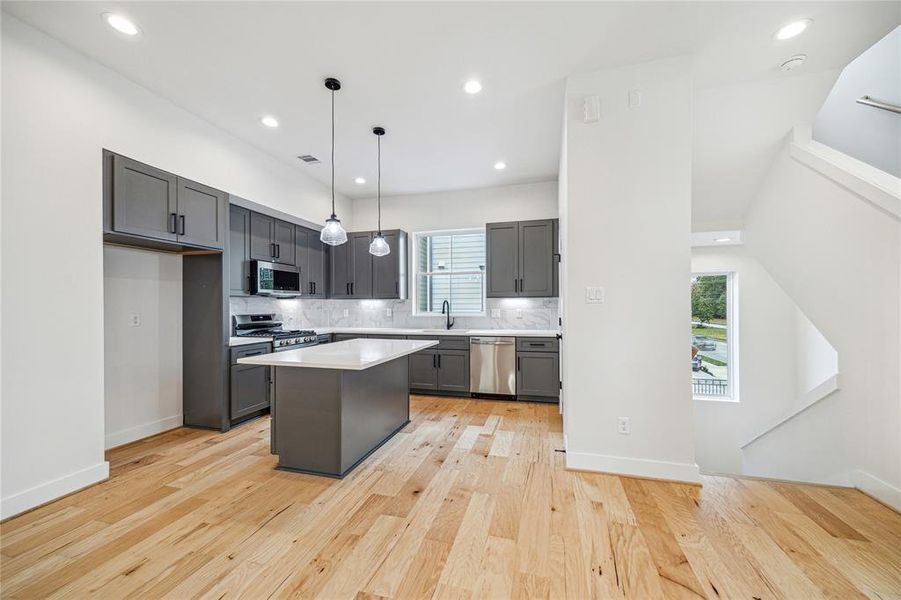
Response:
[586,286,605,304]
[617,417,631,435]
[129,312,141,327]
[516,309,523,319]
[386,308,393,317]
[343,309,349,317]
[490,308,501,318]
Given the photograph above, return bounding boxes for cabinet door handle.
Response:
[313,282,317,295]
[395,281,399,295]
[178,215,186,236]
[437,354,441,368]
[433,354,437,368]
[517,356,521,371]
[351,282,354,295]
[169,213,177,234]
[519,278,524,293]
[276,244,280,259]
[346,282,350,295]
[514,278,518,293]
[271,243,276,258]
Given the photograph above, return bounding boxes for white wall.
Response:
[103,247,183,449]
[561,56,698,482]
[744,144,900,506]
[351,181,558,234]
[0,16,349,519]
[814,26,901,178]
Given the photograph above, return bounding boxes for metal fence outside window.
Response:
[693,378,728,396]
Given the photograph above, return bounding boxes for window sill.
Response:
[693,395,739,403]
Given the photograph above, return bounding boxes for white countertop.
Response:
[237,338,439,370]
[317,327,560,338]
[230,336,273,347]
[230,328,559,346]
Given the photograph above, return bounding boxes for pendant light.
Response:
[369,126,390,257]
[320,77,348,246]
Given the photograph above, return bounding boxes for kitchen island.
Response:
[238,338,438,477]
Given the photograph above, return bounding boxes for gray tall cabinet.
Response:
[486,219,558,298]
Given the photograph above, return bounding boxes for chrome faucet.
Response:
[441,299,455,330]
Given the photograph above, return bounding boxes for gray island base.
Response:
[238,338,438,478]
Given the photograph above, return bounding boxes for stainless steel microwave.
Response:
[251,260,301,297]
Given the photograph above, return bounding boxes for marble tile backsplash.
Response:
[228,296,559,331]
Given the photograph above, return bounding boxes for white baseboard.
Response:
[852,470,901,512]
[1,461,109,520]
[105,414,183,450]
[566,451,701,484]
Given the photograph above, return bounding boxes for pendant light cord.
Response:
[330,88,336,218]
[377,134,382,234]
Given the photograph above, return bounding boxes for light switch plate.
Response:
[129,312,141,327]
[628,89,642,108]
[585,286,605,304]
[583,95,601,123]
[386,308,393,317]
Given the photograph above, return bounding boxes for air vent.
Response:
[297,154,320,164]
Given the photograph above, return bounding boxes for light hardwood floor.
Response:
[2,396,900,599]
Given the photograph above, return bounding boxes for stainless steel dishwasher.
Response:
[470,336,516,397]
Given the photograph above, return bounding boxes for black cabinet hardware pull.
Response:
[514,278,518,293]
[313,282,317,295]
[346,282,350,295]
[438,354,441,368]
[517,356,521,371]
[178,215,185,235]
[276,244,280,259]
[271,243,276,258]
[395,281,399,295]
[169,213,177,234]
[351,282,354,295]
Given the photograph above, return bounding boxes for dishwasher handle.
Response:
[470,338,515,345]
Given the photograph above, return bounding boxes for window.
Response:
[414,230,486,315]
[691,272,737,400]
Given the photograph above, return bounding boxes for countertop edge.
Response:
[237,339,439,370]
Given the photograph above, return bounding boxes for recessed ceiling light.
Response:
[464,80,483,95]
[494,161,506,170]
[774,19,812,41]
[103,13,140,36]
[354,177,366,185]
[260,115,279,128]
[715,237,732,243]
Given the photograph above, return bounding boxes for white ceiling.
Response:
[4,1,899,224]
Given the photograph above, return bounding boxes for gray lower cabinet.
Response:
[516,350,559,402]
[105,151,226,250]
[230,344,272,421]
[229,204,251,296]
[409,350,439,391]
[436,350,469,393]
[486,219,558,298]
[408,345,470,395]
[296,226,328,298]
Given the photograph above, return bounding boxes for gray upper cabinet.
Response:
[249,213,276,261]
[176,177,227,250]
[106,152,226,250]
[350,232,373,297]
[273,220,296,265]
[330,229,408,299]
[296,226,328,298]
[486,219,558,298]
[111,154,178,242]
[229,205,251,296]
[486,222,519,297]
[518,220,556,297]
[372,230,407,299]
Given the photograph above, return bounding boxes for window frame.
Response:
[691,270,739,403]
[412,228,487,317]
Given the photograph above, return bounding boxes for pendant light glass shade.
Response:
[369,233,390,256]
[320,77,347,246]
[321,215,347,246]
[369,126,390,257]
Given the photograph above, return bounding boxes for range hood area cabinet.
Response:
[486,219,559,298]
[250,212,296,266]
[102,150,227,252]
[330,230,408,300]
[229,202,328,298]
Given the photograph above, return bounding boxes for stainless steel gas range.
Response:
[232,314,318,352]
